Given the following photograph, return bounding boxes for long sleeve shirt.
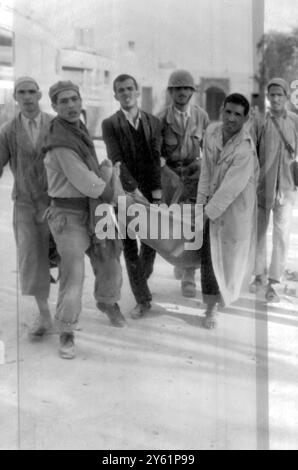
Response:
[44,147,106,199]
[251,110,298,208]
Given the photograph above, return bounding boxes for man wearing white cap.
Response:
[250,77,298,301]
[0,77,53,335]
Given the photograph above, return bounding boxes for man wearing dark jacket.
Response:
[102,74,162,319]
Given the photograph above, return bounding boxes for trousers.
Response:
[47,207,122,333]
[13,201,50,298]
[200,221,221,306]
[122,236,155,304]
[255,198,294,282]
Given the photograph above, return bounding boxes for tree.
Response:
[255,28,298,110]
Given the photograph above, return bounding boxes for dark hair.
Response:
[223,93,250,116]
[51,94,59,105]
[113,74,138,93]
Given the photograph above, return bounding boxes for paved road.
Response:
[0,168,297,450]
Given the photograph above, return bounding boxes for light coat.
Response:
[0,112,53,203]
[0,112,53,296]
[197,122,259,305]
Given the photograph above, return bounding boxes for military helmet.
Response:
[168,70,196,90]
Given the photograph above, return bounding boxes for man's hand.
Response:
[151,189,162,205]
[186,160,201,181]
[160,156,166,168]
[151,198,162,205]
[113,161,121,177]
[99,159,113,183]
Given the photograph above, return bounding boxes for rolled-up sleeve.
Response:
[51,148,106,198]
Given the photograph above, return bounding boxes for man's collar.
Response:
[121,108,141,121]
[221,124,248,148]
[121,108,141,129]
[21,111,42,124]
[173,105,191,118]
[268,108,287,119]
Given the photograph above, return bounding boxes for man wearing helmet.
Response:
[158,70,209,298]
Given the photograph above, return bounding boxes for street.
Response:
[0,167,297,450]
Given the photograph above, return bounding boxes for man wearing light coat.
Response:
[0,77,53,336]
[197,93,259,329]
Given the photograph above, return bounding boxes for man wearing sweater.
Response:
[102,74,162,319]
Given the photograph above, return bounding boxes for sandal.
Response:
[249,276,266,293]
[285,270,298,282]
[265,285,280,303]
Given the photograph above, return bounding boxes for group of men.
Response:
[0,71,296,359]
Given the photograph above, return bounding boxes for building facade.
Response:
[0,1,14,126]
[1,0,264,130]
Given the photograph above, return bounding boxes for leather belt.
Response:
[51,197,89,211]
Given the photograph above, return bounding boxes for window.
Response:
[0,27,13,66]
[104,70,110,85]
[62,66,84,86]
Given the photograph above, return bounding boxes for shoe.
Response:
[97,302,126,327]
[59,332,75,359]
[174,266,183,280]
[130,301,151,319]
[249,275,266,293]
[285,269,298,282]
[181,282,196,298]
[28,314,52,339]
[265,284,280,303]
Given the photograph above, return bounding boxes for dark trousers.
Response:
[123,236,156,304]
[200,221,221,306]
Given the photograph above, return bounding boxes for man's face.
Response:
[169,87,194,107]
[114,79,139,110]
[222,102,247,137]
[15,82,41,116]
[52,90,82,123]
[267,85,287,113]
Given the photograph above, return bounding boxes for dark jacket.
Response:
[102,110,161,198]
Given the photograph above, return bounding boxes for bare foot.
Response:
[203,312,217,329]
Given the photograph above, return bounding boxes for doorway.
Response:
[206,87,226,121]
